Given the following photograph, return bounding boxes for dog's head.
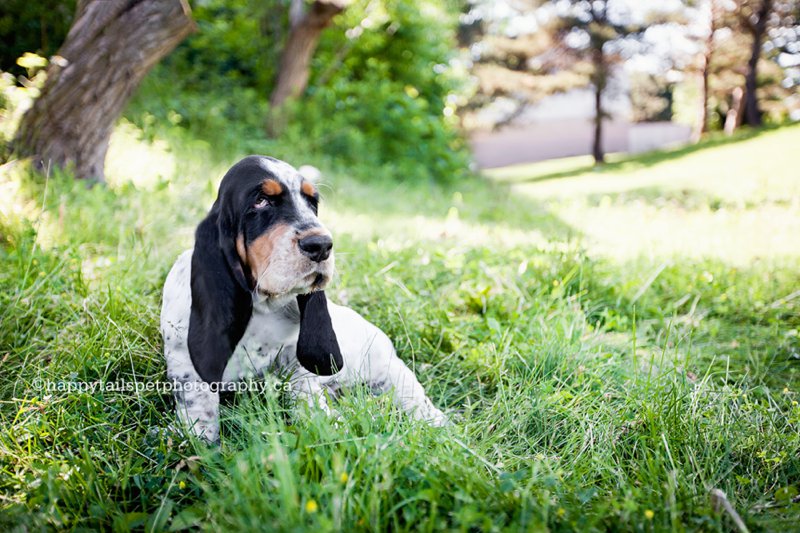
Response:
[221,156,334,299]
[187,156,342,382]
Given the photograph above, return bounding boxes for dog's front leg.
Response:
[366,339,448,426]
[173,381,220,443]
[290,375,333,417]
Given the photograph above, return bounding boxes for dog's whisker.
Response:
[316,181,335,194]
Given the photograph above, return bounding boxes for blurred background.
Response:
[1,0,798,179]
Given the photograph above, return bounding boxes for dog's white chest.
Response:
[221,303,300,381]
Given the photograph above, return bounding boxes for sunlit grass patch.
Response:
[488,124,800,263]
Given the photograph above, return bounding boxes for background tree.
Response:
[460,0,678,165]
[740,0,800,126]
[270,0,350,109]
[457,1,589,131]
[13,0,194,181]
[291,0,468,179]
[701,0,798,133]
[691,0,719,141]
[547,0,661,164]
[458,11,587,129]
[120,0,466,183]
[739,0,774,126]
[629,73,674,123]
[267,0,350,135]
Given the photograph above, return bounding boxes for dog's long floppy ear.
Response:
[296,291,343,376]
[188,200,253,383]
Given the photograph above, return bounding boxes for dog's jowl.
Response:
[160,156,446,442]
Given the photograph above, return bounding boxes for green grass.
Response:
[0,123,798,531]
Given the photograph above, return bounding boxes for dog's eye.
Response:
[254,197,268,209]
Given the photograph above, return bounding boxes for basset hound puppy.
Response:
[160,156,446,442]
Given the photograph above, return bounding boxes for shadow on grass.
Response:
[499,125,780,185]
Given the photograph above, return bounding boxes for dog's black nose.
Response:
[298,234,333,262]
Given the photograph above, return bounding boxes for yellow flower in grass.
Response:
[340,472,349,483]
[644,510,654,520]
[305,500,318,513]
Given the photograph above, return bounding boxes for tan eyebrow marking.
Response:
[301,181,317,197]
[262,179,283,196]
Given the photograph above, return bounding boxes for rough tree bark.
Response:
[269,0,348,109]
[742,0,773,127]
[14,0,194,181]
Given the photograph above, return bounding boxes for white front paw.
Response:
[427,408,450,427]
[416,401,449,427]
[189,419,220,444]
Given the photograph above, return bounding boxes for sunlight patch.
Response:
[325,209,566,252]
[106,120,176,189]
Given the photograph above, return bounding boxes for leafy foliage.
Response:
[629,73,673,123]
[126,0,468,183]
[0,0,75,77]
[287,0,469,182]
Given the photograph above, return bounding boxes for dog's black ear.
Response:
[296,291,343,376]
[188,203,253,383]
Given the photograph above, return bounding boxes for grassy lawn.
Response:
[488,126,800,264]
[0,123,798,531]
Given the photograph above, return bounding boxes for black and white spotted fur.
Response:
[160,156,446,442]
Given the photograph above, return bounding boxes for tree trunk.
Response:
[591,49,606,165]
[693,60,710,142]
[693,0,716,142]
[743,0,772,127]
[592,84,605,165]
[269,0,347,109]
[14,0,194,181]
[724,86,745,135]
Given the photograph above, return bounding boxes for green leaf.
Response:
[775,485,798,503]
[17,52,48,70]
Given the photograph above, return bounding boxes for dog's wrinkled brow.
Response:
[301,181,317,197]
[262,179,284,196]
